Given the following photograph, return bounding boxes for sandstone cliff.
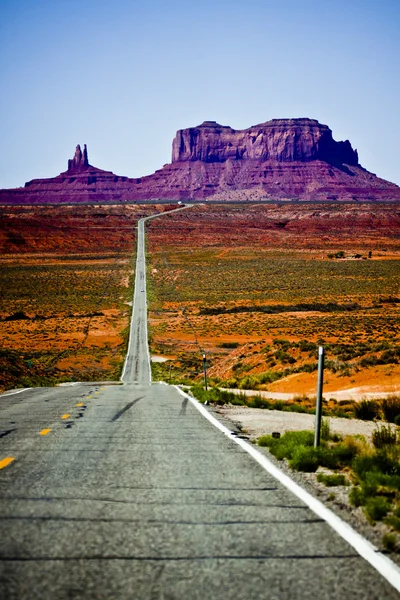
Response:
[172,119,358,166]
[0,119,399,203]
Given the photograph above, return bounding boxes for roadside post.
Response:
[314,346,325,448]
[203,353,208,391]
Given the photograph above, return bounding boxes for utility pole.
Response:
[203,353,208,391]
[314,346,325,448]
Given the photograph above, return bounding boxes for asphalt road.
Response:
[120,215,152,385]
[1,211,399,599]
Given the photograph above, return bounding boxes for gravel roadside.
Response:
[211,404,400,567]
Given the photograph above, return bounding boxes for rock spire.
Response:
[67,144,89,171]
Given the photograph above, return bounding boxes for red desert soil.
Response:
[1,202,399,395]
[147,203,400,396]
[0,204,177,390]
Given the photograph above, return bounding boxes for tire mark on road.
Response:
[111,397,143,422]
[0,428,17,439]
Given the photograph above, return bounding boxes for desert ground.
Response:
[146,203,400,397]
[1,201,399,396]
[0,204,174,390]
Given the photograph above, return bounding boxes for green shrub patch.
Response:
[257,425,400,534]
[317,473,348,487]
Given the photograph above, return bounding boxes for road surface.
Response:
[1,210,399,599]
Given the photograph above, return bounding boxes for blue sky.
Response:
[1,0,399,188]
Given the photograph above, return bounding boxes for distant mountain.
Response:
[1,119,399,203]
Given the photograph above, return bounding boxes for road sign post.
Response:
[314,346,325,448]
[203,353,208,391]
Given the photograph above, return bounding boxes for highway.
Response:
[1,209,400,599]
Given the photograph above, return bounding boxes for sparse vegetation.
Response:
[147,206,400,392]
[0,205,144,390]
[256,423,400,534]
[354,400,380,421]
[317,473,348,487]
[372,424,397,448]
[188,386,400,424]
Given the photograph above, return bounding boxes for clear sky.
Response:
[0,0,399,188]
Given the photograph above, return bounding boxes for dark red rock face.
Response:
[172,119,359,166]
[1,120,399,204]
[67,144,89,171]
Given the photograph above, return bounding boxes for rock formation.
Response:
[67,144,89,171]
[172,119,359,166]
[0,120,399,203]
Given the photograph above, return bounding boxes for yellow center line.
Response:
[0,457,15,469]
[87,396,91,399]
[76,402,84,407]
[40,428,52,436]
[61,414,70,420]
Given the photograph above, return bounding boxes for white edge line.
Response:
[174,386,400,593]
[120,224,141,382]
[120,299,134,381]
[1,387,32,397]
[142,219,152,383]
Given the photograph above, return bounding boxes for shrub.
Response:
[287,403,308,413]
[385,517,400,533]
[321,418,331,441]
[349,486,365,507]
[317,473,348,487]
[372,424,397,449]
[257,430,314,460]
[275,349,296,364]
[381,349,400,365]
[272,400,284,411]
[380,396,400,423]
[317,443,357,469]
[223,378,238,388]
[360,356,379,368]
[238,376,258,389]
[4,311,30,321]
[219,342,239,349]
[298,340,317,353]
[191,385,246,406]
[289,447,320,472]
[248,395,271,409]
[257,434,275,448]
[258,371,282,384]
[364,497,391,523]
[359,471,400,497]
[382,533,397,552]
[353,450,400,479]
[299,363,318,373]
[331,407,352,419]
[354,400,380,421]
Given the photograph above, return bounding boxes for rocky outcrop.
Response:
[67,144,89,171]
[172,119,359,166]
[19,144,132,202]
[0,120,399,204]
